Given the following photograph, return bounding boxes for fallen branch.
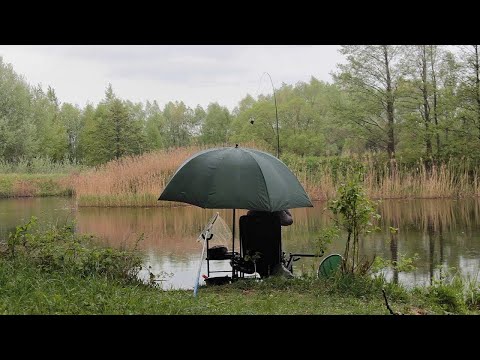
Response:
[382,288,401,315]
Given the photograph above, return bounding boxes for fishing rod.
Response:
[193,212,219,297]
[250,72,281,159]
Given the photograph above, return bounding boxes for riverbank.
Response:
[0,174,73,198]
[1,219,478,315]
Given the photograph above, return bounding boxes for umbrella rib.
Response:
[244,149,272,212]
[204,149,226,208]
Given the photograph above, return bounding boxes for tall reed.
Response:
[71,146,202,207]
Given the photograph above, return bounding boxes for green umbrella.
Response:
[159,145,313,292]
[158,146,313,211]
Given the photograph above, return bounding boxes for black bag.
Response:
[207,245,228,260]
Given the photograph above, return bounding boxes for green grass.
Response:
[0,174,72,198]
[0,269,388,314]
[2,265,479,315]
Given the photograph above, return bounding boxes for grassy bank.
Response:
[70,146,480,207]
[1,219,479,315]
[0,174,73,198]
[2,259,479,315]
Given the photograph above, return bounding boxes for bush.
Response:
[3,217,143,282]
[426,284,465,313]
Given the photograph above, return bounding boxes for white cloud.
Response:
[0,45,343,110]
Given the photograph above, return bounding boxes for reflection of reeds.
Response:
[286,199,480,255]
[379,198,480,234]
[77,206,247,254]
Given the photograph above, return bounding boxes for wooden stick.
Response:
[382,288,401,315]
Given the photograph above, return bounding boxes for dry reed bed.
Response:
[298,162,480,201]
[70,146,480,207]
[70,146,202,207]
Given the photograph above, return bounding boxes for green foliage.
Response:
[415,265,480,313]
[334,45,403,156]
[281,153,367,184]
[372,253,419,274]
[463,271,480,310]
[144,100,165,150]
[0,57,37,162]
[0,156,85,174]
[2,216,143,281]
[162,101,195,148]
[328,174,381,274]
[314,226,338,254]
[200,102,231,145]
[7,216,37,258]
[426,283,465,313]
[60,103,83,163]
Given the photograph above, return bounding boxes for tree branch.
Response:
[382,288,401,315]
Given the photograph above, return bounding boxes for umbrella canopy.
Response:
[158,146,313,212]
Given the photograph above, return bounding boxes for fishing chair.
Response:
[233,213,282,278]
[232,213,326,279]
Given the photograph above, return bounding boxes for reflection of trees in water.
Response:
[390,216,399,285]
[427,216,435,286]
[284,199,480,285]
[379,199,480,282]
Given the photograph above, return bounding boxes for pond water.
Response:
[1,197,479,289]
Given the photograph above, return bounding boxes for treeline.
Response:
[1,45,480,168]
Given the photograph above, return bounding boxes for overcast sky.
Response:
[0,45,343,110]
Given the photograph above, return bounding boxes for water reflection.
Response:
[1,197,479,289]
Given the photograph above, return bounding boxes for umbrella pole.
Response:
[232,208,235,280]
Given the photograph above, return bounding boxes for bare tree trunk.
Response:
[344,232,351,273]
[475,45,480,140]
[383,46,396,159]
[430,45,440,157]
[421,46,432,165]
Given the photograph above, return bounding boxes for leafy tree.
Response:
[162,101,194,147]
[334,45,403,158]
[77,104,99,165]
[455,45,480,160]
[78,86,146,165]
[144,100,165,150]
[329,175,381,274]
[200,102,231,145]
[31,85,68,161]
[59,103,83,163]
[0,57,37,162]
